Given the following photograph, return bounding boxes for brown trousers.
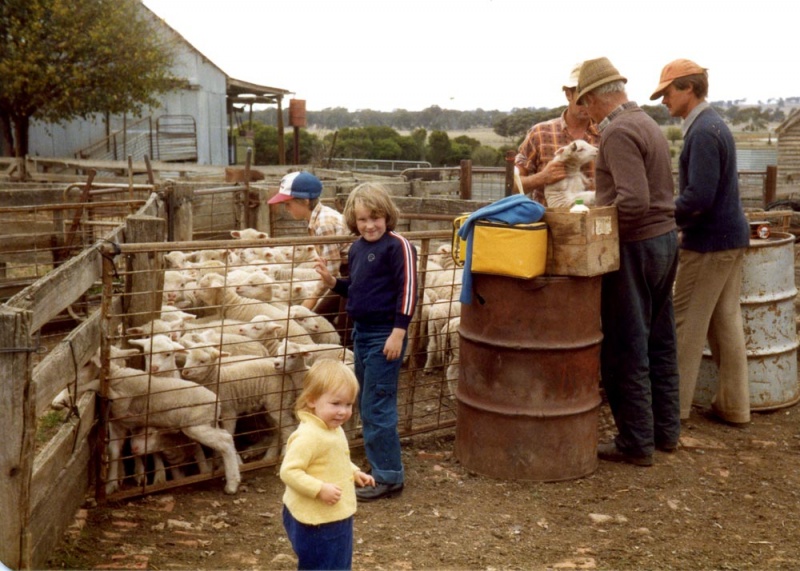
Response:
[673,248,750,423]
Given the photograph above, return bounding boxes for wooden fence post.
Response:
[764,165,778,208]
[164,181,193,242]
[505,150,516,197]
[123,215,166,337]
[0,306,36,570]
[459,159,472,200]
[255,186,272,236]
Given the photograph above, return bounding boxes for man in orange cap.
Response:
[576,57,680,467]
[651,59,751,427]
[514,62,599,205]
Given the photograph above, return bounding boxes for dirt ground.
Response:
[46,395,800,571]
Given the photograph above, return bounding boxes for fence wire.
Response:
[87,232,459,500]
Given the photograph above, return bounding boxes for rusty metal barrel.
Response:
[454,273,601,481]
[696,232,799,411]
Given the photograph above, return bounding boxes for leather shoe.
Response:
[356,482,404,502]
[597,441,653,467]
[656,441,678,453]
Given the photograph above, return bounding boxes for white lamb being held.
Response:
[543,139,598,209]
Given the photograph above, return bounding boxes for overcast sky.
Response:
[142,0,798,112]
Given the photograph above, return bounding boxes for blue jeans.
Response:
[282,505,353,570]
[600,230,680,457]
[353,322,406,485]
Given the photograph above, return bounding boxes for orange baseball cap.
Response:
[650,59,707,100]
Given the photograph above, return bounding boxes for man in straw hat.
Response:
[576,57,680,466]
[514,61,599,205]
[650,59,750,427]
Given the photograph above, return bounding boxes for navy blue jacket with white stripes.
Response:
[332,230,418,330]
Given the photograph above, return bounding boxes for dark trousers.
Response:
[282,505,353,570]
[353,322,406,484]
[600,230,680,456]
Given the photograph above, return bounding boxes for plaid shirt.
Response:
[308,203,351,296]
[515,110,600,203]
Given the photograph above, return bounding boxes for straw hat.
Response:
[650,59,707,100]
[576,57,627,104]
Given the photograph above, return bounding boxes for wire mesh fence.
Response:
[54,231,461,500]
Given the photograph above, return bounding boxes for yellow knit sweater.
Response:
[280,411,360,525]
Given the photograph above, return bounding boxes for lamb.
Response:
[179,329,270,359]
[163,270,190,307]
[51,346,241,495]
[442,316,461,399]
[184,316,250,336]
[424,300,462,372]
[269,266,323,305]
[128,334,185,377]
[423,260,463,302]
[432,243,458,270]
[287,305,341,345]
[239,246,287,267]
[125,306,198,342]
[278,340,355,370]
[159,305,198,326]
[179,345,296,461]
[127,319,185,342]
[129,426,210,485]
[194,272,314,345]
[288,244,320,268]
[234,270,278,302]
[543,139,598,209]
[236,315,287,355]
[231,228,269,241]
[164,250,192,269]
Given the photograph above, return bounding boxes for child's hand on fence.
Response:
[314,257,336,289]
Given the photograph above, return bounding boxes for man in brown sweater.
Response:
[576,57,680,467]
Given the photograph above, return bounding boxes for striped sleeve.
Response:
[390,231,417,329]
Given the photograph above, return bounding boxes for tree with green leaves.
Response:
[0,0,180,158]
[666,126,683,145]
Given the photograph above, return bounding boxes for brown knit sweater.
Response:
[594,105,676,243]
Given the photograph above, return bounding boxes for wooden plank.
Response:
[5,246,103,333]
[32,308,101,417]
[31,393,96,508]
[27,156,223,177]
[0,307,36,569]
[0,189,69,208]
[4,193,159,332]
[28,419,93,570]
[0,232,59,253]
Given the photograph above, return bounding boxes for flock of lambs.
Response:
[50,228,464,496]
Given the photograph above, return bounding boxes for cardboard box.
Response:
[452,217,547,279]
[543,205,619,276]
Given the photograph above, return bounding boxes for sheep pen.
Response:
[41,232,800,570]
[6,174,800,570]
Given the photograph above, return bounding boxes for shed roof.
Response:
[141,2,292,106]
[227,77,293,106]
[775,108,800,135]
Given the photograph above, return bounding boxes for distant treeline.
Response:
[250,99,791,141]
[242,100,793,168]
